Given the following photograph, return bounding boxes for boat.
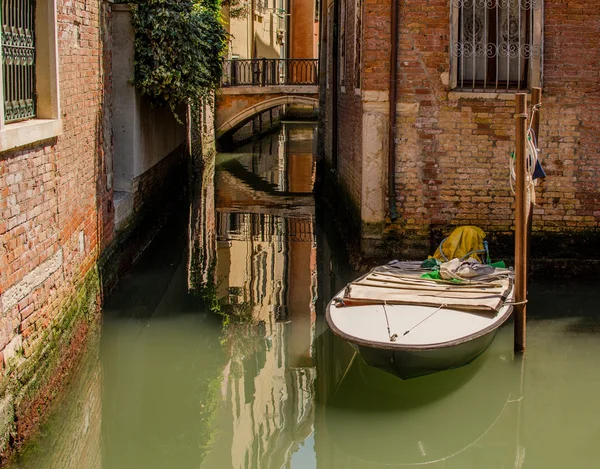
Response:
[326,259,514,379]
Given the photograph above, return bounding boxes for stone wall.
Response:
[322,0,600,258]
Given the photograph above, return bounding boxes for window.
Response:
[2,0,36,122]
[450,0,542,92]
[0,0,61,152]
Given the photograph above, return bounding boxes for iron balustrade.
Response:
[221,59,319,87]
[1,0,36,123]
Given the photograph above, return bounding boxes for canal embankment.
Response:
[0,2,216,462]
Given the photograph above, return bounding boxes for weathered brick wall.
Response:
[323,0,364,210]
[0,0,109,456]
[132,146,187,222]
[323,0,600,256]
[362,0,392,92]
[391,0,600,240]
[320,0,334,166]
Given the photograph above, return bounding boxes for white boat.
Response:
[326,261,514,379]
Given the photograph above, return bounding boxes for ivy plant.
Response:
[130,0,228,120]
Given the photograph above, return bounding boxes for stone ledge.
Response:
[0,119,62,153]
[218,85,318,95]
[113,191,134,231]
[448,91,532,101]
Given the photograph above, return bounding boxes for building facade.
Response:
[223,0,320,60]
[0,0,189,456]
[321,0,600,258]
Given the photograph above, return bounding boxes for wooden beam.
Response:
[514,93,528,352]
[526,87,542,282]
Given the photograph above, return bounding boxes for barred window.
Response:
[450,0,543,92]
[1,0,36,123]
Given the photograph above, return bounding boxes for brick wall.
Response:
[322,0,364,210]
[0,0,109,455]
[323,0,600,257]
[0,0,191,458]
[393,0,600,239]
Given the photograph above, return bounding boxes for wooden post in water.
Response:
[514,93,528,352]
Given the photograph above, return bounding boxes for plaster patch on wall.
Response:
[361,112,387,224]
[1,249,63,313]
[3,334,22,368]
[440,71,449,86]
[79,231,85,254]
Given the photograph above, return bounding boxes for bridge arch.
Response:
[216,95,319,141]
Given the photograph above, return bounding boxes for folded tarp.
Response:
[343,264,513,314]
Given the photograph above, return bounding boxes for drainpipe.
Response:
[287,0,291,59]
[251,0,255,58]
[388,0,399,220]
[331,0,339,170]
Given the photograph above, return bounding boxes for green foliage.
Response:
[131,0,228,118]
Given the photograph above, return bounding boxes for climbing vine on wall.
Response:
[131,0,228,119]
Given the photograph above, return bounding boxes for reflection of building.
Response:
[216,213,316,366]
[213,212,317,469]
[210,122,318,468]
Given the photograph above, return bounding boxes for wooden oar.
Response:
[333,297,499,314]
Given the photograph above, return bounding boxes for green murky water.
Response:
[9,124,600,469]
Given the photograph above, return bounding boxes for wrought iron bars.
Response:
[1,0,36,123]
[451,0,542,92]
[221,59,319,87]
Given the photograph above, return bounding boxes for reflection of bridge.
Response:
[216,168,314,218]
[215,59,319,143]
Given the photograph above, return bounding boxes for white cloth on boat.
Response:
[440,258,500,281]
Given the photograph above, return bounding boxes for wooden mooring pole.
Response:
[526,86,542,297]
[514,93,528,352]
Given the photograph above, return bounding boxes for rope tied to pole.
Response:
[510,103,541,213]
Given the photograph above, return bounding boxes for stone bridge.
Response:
[215,59,319,143]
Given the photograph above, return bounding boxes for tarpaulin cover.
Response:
[432,226,486,263]
[343,262,513,313]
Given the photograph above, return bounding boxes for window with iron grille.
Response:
[1,0,36,123]
[450,0,543,92]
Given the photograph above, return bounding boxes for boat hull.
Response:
[326,279,513,379]
[351,328,498,379]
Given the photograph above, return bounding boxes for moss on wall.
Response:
[0,267,101,463]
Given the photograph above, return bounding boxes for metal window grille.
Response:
[451,0,542,92]
[1,0,36,123]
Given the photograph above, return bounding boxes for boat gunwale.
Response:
[325,294,514,352]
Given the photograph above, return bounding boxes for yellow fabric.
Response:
[432,226,486,263]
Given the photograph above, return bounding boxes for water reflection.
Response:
[318,328,524,468]
[207,124,318,468]
[10,124,600,469]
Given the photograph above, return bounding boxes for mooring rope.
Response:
[510,103,541,213]
[402,303,447,337]
[382,302,398,342]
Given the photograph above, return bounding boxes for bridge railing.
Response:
[221,59,319,87]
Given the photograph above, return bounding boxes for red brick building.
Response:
[320,0,600,258]
[0,0,187,455]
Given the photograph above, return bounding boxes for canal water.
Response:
[9,123,600,469]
